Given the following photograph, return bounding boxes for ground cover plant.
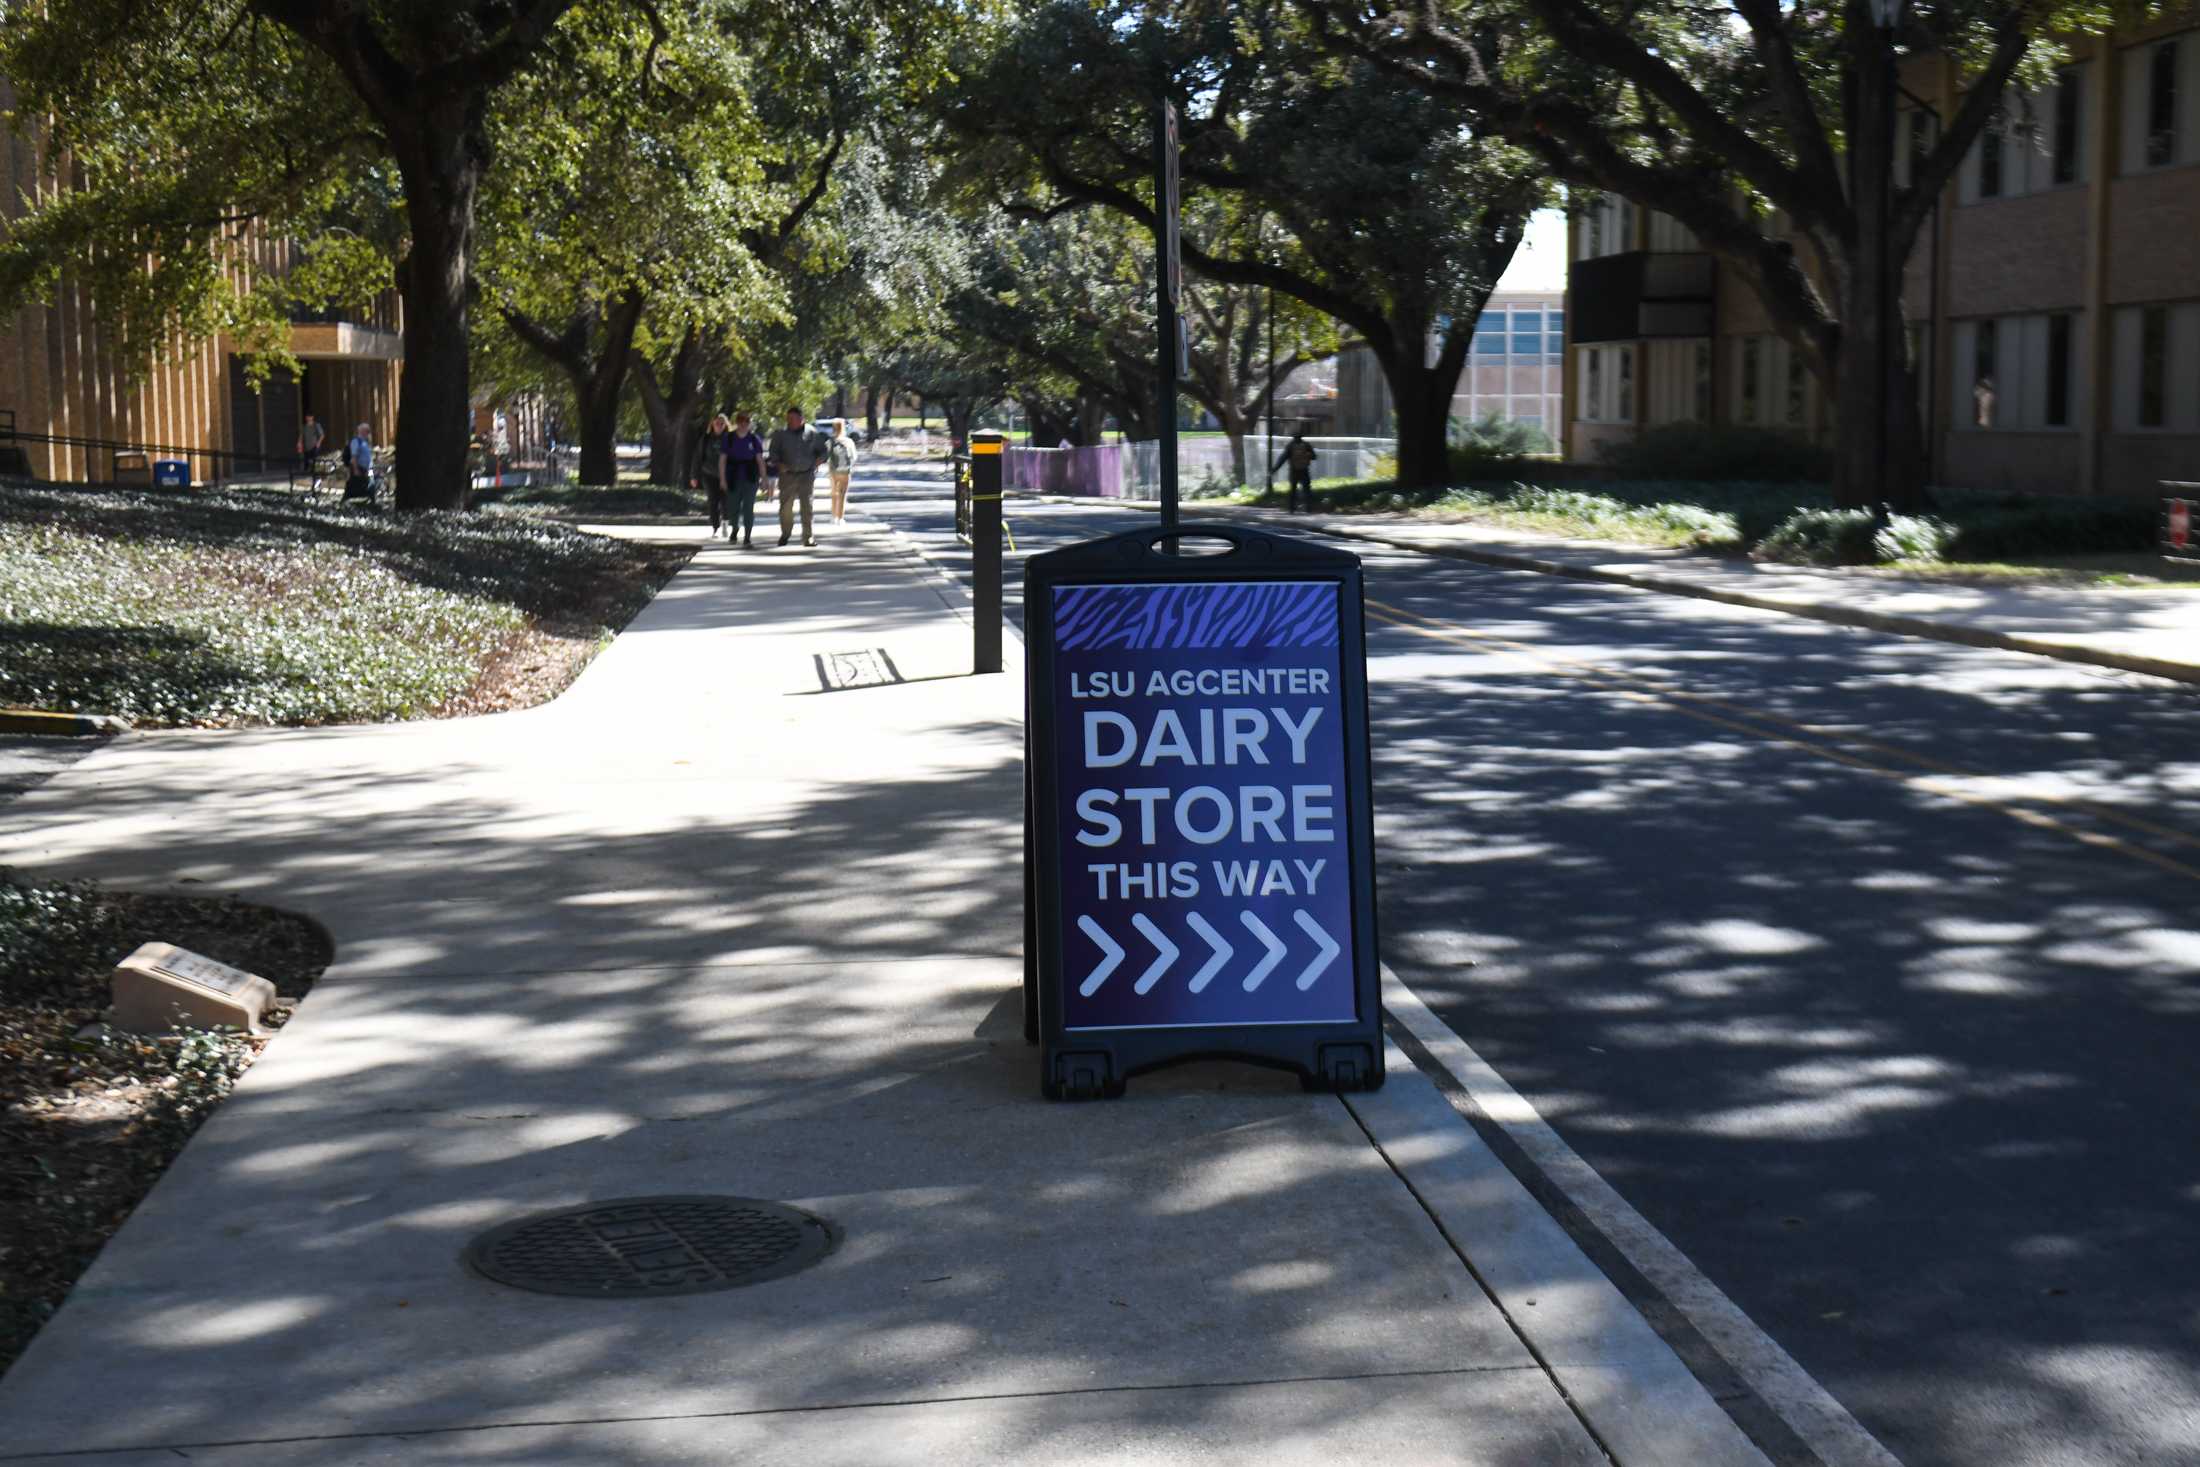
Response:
[470,481,708,518]
[0,871,331,1376]
[0,485,691,726]
[1236,473,2165,576]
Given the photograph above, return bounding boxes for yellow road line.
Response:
[1364,598,2200,887]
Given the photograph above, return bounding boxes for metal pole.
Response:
[1265,277,1276,503]
[970,430,1006,674]
[1157,100,1181,532]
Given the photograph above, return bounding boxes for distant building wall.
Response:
[0,81,402,484]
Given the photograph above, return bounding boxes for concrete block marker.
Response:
[111,942,276,1035]
[0,708,129,737]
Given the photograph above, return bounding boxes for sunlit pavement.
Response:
[0,478,1760,1465]
[857,466,2200,1467]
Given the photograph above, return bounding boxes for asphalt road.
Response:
[853,459,2200,1467]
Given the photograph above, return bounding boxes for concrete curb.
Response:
[1297,520,2200,690]
[1013,491,2200,689]
[0,709,128,737]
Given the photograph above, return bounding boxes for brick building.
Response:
[1331,290,1568,441]
[1563,7,2200,499]
[0,82,402,486]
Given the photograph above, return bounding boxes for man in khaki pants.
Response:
[766,406,830,547]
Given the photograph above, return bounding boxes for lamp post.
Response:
[1869,0,1908,523]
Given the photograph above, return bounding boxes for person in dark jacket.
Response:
[692,414,731,535]
[1271,431,1316,513]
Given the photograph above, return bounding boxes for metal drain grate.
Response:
[813,648,905,692]
[463,1195,836,1298]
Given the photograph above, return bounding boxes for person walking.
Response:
[296,412,326,481]
[1272,430,1316,514]
[692,413,731,536]
[826,419,859,522]
[342,421,375,503]
[766,406,829,548]
[723,410,765,548]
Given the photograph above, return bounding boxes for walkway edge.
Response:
[1346,1043,1774,1467]
[1379,967,1906,1467]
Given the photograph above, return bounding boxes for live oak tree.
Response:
[948,0,1544,488]
[0,0,587,510]
[1303,0,2139,510]
[477,2,781,487]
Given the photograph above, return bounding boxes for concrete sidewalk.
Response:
[1122,497,2200,687]
[0,517,1763,1465]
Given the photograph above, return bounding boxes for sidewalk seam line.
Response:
[0,1364,1552,1460]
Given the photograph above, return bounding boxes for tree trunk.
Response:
[1078,394,1107,444]
[637,328,704,486]
[387,107,486,512]
[575,293,643,485]
[865,381,885,436]
[1218,403,1248,485]
[1832,334,1926,514]
[1385,361,1455,490]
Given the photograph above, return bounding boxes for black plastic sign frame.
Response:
[1024,523,1384,1099]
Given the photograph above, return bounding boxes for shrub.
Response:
[1756,507,1882,565]
[1599,422,1831,483]
[1936,492,2157,560]
[1874,514,1957,563]
[1447,411,1555,480]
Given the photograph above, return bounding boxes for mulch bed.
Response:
[0,881,331,1379]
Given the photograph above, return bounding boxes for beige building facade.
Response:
[1564,6,2200,500]
[0,83,402,486]
[1331,290,1568,442]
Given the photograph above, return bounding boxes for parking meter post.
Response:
[971,431,1006,675]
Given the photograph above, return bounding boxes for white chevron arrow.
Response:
[1240,912,1287,991]
[1185,912,1233,993]
[1293,910,1341,990]
[1130,913,1178,994]
[1077,915,1124,996]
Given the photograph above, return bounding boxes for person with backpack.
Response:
[826,419,859,522]
[342,421,375,502]
[1271,430,1316,514]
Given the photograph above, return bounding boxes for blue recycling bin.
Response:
[152,460,189,489]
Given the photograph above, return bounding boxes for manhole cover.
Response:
[463,1195,836,1298]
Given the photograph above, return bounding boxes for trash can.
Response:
[1021,522,1385,1099]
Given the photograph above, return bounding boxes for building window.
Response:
[1906,109,1932,187]
[2045,313,2073,426]
[1972,319,1999,427]
[2140,305,2169,427]
[2053,72,2082,184]
[1616,345,1634,422]
[1785,351,1808,427]
[1585,349,1603,422]
[1740,338,1762,424]
[1693,341,1713,422]
[2148,40,2180,168]
[1980,117,2004,197]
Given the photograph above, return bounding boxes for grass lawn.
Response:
[0,484,692,727]
[0,872,331,1376]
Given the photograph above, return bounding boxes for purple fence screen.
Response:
[1007,444,1125,499]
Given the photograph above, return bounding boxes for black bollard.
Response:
[971,430,1005,675]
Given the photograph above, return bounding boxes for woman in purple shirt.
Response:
[722,411,766,549]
